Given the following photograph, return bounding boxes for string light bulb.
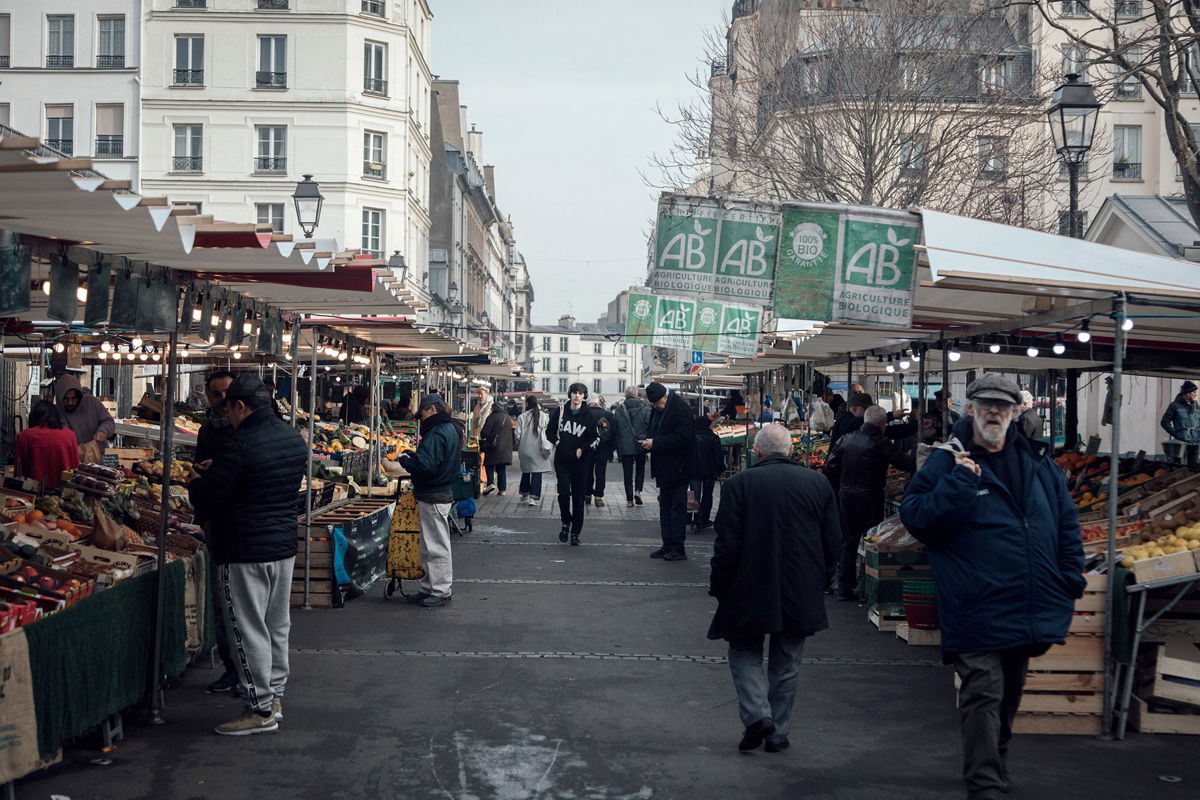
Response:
[52,342,65,353]
[98,351,108,360]
[948,341,962,362]
[1053,334,1066,355]
[41,281,50,295]
[100,340,113,352]
[1027,345,1040,358]
[885,355,895,374]
[151,351,161,362]
[899,355,911,370]
[76,286,88,302]
[1076,319,1091,342]
[1121,317,1134,331]
[989,340,1001,354]
[232,350,242,360]
[131,336,143,349]
[192,308,202,321]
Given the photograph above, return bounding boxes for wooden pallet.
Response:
[868,605,904,632]
[896,622,940,646]
[1012,712,1103,735]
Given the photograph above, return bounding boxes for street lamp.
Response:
[388,251,408,283]
[1046,74,1102,239]
[480,310,490,327]
[291,174,324,237]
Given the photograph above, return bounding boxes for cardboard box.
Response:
[67,543,152,579]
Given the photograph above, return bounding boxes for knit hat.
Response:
[645,382,667,403]
[1183,381,1198,394]
[418,392,445,409]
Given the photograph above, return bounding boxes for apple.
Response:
[37,576,59,592]
[63,578,82,590]
[19,566,39,578]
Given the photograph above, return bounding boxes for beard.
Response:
[974,415,1011,446]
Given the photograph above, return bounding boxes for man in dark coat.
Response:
[187,375,308,736]
[823,405,915,600]
[641,382,695,561]
[900,374,1085,800]
[708,424,840,753]
[690,415,725,529]
[1160,380,1200,469]
[829,392,871,444]
[586,397,617,506]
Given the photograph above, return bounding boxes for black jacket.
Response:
[188,407,308,565]
[829,411,864,444]
[588,405,617,457]
[193,409,234,465]
[692,419,725,480]
[553,403,596,465]
[708,455,841,640]
[402,413,463,502]
[648,391,695,485]
[823,423,914,497]
[480,408,515,467]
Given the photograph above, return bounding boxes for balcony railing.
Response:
[362,0,385,15]
[97,54,125,69]
[173,69,203,85]
[256,71,286,88]
[1115,79,1141,99]
[711,59,728,77]
[173,156,203,172]
[1112,161,1142,179]
[95,135,123,157]
[363,160,387,179]
[0,56,9,68]
[1115,0,1141,17]
[1060,0,1088,16]
[254,156,287,174]
[45,139,73,156]
[176,0,207,6]
[364,77,387,95]
[979,167,1007,181]
[46,55,74,69]
[257,0,289,8]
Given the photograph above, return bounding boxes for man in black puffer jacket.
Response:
[642,382,696,561]
[189,375,308,736]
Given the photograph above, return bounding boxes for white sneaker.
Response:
[527,497,538,506]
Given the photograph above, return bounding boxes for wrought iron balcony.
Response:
[1112,161,1142,180]
[1060,0,1088,16]
[711,59,728,77]
[95,135,123,157]
[1115,0,1141,17]
[173,69,203,85]
[256,71,286,88]
[173,156,203,172]
[362,0,385,15]
[364,77,387,95]
[46,55,74,69]
[176,0,207,6]
[363,160,387,179]
[257,0,289,8]
[97,54,125,68]
[254,156,287,174]
[1115,79,1140,99]
[45,139,73,156]
[0,56,9,68]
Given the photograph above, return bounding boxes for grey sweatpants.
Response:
[219,557,295,714]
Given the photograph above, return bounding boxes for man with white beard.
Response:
[899,374,1085,800]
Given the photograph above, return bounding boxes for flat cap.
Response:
[418,392,445,408]
[965,373,1020,405]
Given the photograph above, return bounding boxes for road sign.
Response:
[691,351,703,365]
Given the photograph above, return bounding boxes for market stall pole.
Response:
[147,304,181,723]
[1048,369,1059,448]
[1101,294,1127,738]
[940,338,950,441]
[366,349,379,496]
[302,327,318,610]
[917,344,927,423]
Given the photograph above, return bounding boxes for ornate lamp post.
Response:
[1046,74,1102,238]
[291,174,324,237]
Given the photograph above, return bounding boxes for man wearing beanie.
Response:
[640,382,696,561]
[1161,380,1200,469]
[188,374,309,735]
[398,393,464,607]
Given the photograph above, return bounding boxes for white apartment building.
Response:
[0,2,141,183]
[139,0,433,269]
[531,316,641,403]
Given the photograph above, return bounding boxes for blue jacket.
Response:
[402,413,463,502]
[899,418,1085,654]
[1160,394,1200,444]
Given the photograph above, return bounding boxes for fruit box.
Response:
[68,543,152,579]
[1149,638,1200,707]
[0,559,91,607]
[0,593,40,628]
[1127,550,1198,584]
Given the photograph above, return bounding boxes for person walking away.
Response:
[1017,390,1043,441]
[613,386,650,507]
[186,375,309,735]
[516,395,553,506]
[553,384,596,545]
[900,374,1085,800]
[1161,380,1200,470]
[690,416,725,529]
[822,406,914,601]
[828,392,871,445]
[587,397,616,506]
[396,394,463,608]
[190,370,241,695]
[14,400,79,488]
[708,424,840,753]
[53,374,115,457]
[480,402,515,495]
[642,382,695,561]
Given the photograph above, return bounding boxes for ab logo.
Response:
[658,220,713,272]
[844,227,911,288]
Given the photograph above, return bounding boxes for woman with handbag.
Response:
[516,395,553,506]
[480,403,516,495]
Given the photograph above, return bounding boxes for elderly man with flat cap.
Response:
[900,373,1084,800]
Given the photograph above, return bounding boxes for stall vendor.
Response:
[53,374,115,450]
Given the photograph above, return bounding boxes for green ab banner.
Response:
[626,291,761,358]
[650,198,780,303]
[773,204,919,327]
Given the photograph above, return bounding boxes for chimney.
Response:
[484,165,496,201]
[559,314,576,330]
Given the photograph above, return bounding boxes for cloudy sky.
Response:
[431,0,729,325]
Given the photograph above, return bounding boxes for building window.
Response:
[619,360,627,371]
[97,16,125,68]
[178,201,203,214]
[0,15,10,68]
[1115,1,1141,16]
[1112,125,1142,179]
[95,104,124,157]
[1180,46,1198,95]
[559,336,569,352]
[175,0,207,7]
[364,41,387,95]
[361,208,384,257]
[256,203,284,234]
[617,379,627,393]
[174,35,204,85]
[541,357,550,372]
[558,378,568,393]
[173,124,203,171]
[977,137,1006,179]
[47,15,74,68]
[541,336,551,352]
[362,0,386,16]
[1115,51,1142,100]
[558,357,569,372]
[898,136,926,177]
[45,105,73,155]
[255,126,287,173]
[363,131,386,178]
[1057,210,1089,236]
[980,58,1011,95]
[541,377,550,393]
[593,359,602,372]
[619,343,627,355]
[257,0,290,9]
[592,342,602,354]
[257,35,286,88]
[1061,45,1087,78]
[1060,1,1088,16]
[592,379,602,394]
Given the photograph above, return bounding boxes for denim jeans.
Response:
[519,471,543,499]
[727,632,807,739]
[620,453,646,500]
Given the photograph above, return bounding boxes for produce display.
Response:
[1056,453,1176,514]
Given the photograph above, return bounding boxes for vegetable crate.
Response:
[292,499,395,608]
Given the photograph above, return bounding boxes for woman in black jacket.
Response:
[690,416,726,529]
[480,404,515,495]
[553,383,597,545]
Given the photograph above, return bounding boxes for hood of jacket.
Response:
[54,374,83,406]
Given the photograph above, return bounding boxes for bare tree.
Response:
[654,0,1074,230]
[1012,1,1200,225]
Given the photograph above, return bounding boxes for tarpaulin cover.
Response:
[84,261,112,327]
[0,240,31,315]
[46,254,77,323]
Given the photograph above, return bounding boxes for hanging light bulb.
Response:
[912,346,921,362]
[230,344,240,353]
[899,355,911,370]
[224,318,233,331]
[285,352,293,361]
[179,344,189,359]
[52,342,65,354]
[208,334,217,345]
[1077,319,1091,343]
[243,320,253,334]
[989,340,1001,354]
[131,336,143,349]
[41,280,51,295]
[232,350,242,360]
[1027,345,1040,358]
[192,308,203,321]
[126,351,138,361]
[948,341,962,362]
[98,350,108,361]
[885,355,895,374]
[100,340,113,352]
[151,351,161,362]
[138,351,148,361]
[76,286,88,303]
[1121,316,1134,331]
[282,332,293,345]
[1053,334,1066,355]
[211,314,220,326]
[338,350,348,362]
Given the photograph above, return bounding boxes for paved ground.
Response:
[14,477,1200,800]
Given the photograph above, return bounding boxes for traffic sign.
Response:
[690,350,703,365]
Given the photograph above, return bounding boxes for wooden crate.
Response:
[1012,713,1103,735]
[1147,639,1200,707]
[868,604,903,632]
[1130,696,1200,734]
[896,622,940,646]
